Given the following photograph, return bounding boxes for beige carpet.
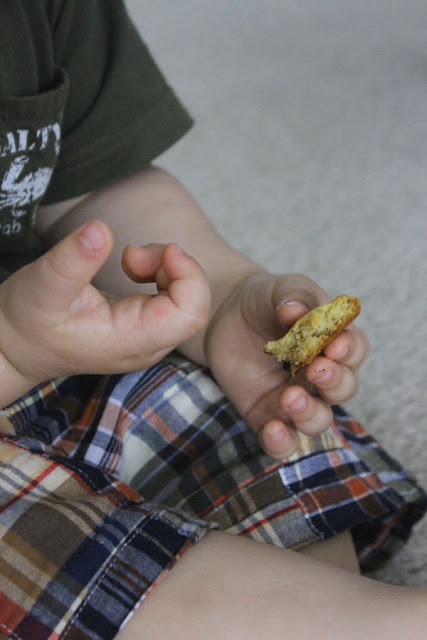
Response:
[125,0,427,586]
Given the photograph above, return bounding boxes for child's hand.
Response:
[205,272,369,459]
[0,221,210,392]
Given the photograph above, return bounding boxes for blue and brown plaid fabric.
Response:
[1,353,426,640]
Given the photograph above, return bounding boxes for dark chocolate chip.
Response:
[282,361,291,374]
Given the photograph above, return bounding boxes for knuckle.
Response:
[324,374,359,404]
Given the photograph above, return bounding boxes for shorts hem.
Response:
[0,438,213,640]
[65,515,211,640]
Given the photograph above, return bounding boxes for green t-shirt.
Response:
[0,0,193,281]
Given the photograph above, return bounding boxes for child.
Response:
[0,2,426,639]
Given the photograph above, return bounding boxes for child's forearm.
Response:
[37,166,265,364]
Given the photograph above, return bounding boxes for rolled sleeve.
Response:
[43,0,193,203]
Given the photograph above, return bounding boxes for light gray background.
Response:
[125,0,427,586]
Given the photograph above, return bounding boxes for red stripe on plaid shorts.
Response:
[0,457,57,515]
[0,592,28,635]
[238,503,300,536]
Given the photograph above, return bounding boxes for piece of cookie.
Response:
[263,295,361,376]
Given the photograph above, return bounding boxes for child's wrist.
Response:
[0,352,41,409]
[202,269,268,362]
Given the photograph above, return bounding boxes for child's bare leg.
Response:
[118,531,426,640]
[298,530,360,573]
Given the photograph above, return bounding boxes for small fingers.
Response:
[258,419,299,460]
[306,356,359,404]
[259,386,335,460]
[161,243,210,316]
[122,243,210,311]
[281,385,334,437]
[118,243,211,351]
[121,243,166,284]
[324,326,370,370]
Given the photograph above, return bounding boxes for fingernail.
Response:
[313,367,333,383]
[276,300,307,312]
[170,243,187,256]
[286,394,307,412]
[334,344,350,361]
[266,422,285,443]
[79,222,106,250]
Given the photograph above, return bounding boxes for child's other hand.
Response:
[205,272,369,459]
[0,221,210,388]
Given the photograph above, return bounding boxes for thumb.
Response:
[276,300,310,326]
[25,221,113,312]
[272,275,331,330]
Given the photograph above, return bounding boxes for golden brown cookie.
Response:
[263,295,361,376]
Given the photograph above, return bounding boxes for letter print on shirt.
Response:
[0,123,61,238]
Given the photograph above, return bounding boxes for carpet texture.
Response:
[125,0,426,586]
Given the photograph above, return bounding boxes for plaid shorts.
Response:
[1,353,426,640]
